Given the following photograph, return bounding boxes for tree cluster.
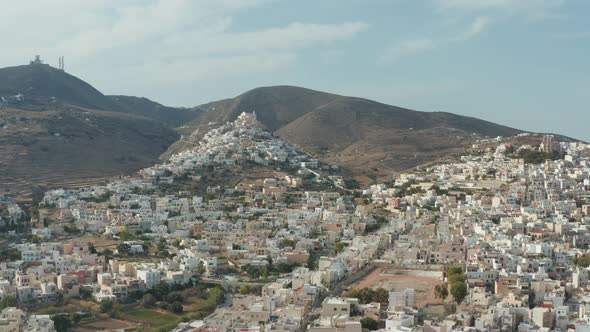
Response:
[360,317,380,330]
[242,262,300,279]
[332,242,349,255]
[345,288,389,304]
[447,266,468,304]
[514,149,564,164]
[574,256,590,267]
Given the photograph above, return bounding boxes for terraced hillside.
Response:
[0,107,179,194]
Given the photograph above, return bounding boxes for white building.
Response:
[137,270,161,289]
[388,289,415,310]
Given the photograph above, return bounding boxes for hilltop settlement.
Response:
[2,112,590,332]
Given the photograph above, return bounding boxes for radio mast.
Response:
[58,56,65,71]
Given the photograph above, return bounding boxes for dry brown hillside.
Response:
[166,86,524,182]
[0,63,194,194]
[0,107,179,194]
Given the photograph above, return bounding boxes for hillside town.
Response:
[2,113,590,332]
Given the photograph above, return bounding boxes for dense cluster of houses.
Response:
[2,114,590,332]
[0,307,54,332]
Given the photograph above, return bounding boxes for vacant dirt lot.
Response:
[64,235,119,250]
[350,268,445,307]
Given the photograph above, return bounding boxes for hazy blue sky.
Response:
[1,0,588,141]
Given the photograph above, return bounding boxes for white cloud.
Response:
[464,16,491,38]
[0,0,367,99]
[118,53,297,87]
[159,21,368,58]
[437,0,562,10]
[438,0,523,10]
[50,0,280,58]
[379,0,562,66]
[435,0,566,21]
[378,16,489,65]
[377,38,436,65]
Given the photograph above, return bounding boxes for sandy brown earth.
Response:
[64,236,119,250]
[350,268,445,307]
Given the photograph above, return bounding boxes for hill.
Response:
[0,106,179,194]
[166,86,524,182]
[0,64,121,111]
[108,95,200,128]
[0,63,186,194]
[0,63,200,128]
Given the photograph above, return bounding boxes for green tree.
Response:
[240,285,251,295]
[119,231,131,241]
[72,313,82,324]
[434,284,449,301]
[333,242,349,255]
[447,266,463,277]
[165,292,183,304]
[345,288,389,304]
[51,314,72,332]
[450,281,468,304]
[447,267,465,284]
[574,256,590,267]
[344,179,360,190]
[0,295,17,309]
[99,300,114,313]
[170,302,183,314]
[141,294,157,308]
[117,243,131,255]
[374,288,389,303]
[360,317,380,330]
[0,248,21,262]
[80,287,93,300]
[88,242,97,254]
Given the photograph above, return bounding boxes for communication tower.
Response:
[58,56,65,71]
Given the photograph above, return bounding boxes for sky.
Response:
[1,0,588,141]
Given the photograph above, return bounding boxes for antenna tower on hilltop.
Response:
[30,55,43,65]
[58,56,65,71]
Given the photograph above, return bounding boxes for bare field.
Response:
[64,236,119,250]
[350,268,445,307]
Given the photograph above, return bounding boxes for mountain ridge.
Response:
[0,63,193,194]
[0,64,122,111]
[165,85,530,181]
[0,62,579,192]
[107,95,201,128]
